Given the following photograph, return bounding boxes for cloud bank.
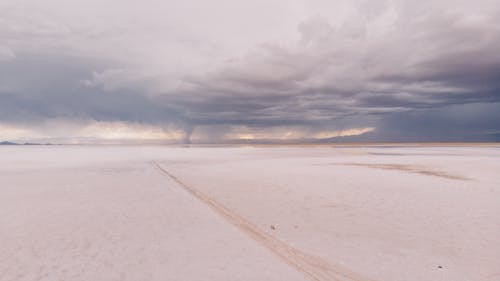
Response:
[1,0,499,143]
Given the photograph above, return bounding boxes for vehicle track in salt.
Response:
[333,163,469,181]
[152,162,373,281]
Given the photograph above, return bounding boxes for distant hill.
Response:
[0,141,19,145]
[0,141,54,145]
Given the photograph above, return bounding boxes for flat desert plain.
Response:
[1,145,499,281]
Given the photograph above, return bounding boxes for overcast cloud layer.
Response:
[1,0,500,143]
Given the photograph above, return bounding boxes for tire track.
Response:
[152,162,373,281]
[333,163,469,181]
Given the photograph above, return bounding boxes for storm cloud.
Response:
[1,0,499,143]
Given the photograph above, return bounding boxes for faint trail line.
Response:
[332,163,470,181]
[152,162,373,281]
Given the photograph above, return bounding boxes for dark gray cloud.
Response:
[0,54,184,123]
[1,0,499,143]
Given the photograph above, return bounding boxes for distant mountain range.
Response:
[0,141,19,145]
[0,141,54,145]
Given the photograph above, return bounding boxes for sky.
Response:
[1,0,500,143]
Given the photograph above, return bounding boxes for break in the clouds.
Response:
[1,0,500,143]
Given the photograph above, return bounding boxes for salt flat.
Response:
[1,145,499,281]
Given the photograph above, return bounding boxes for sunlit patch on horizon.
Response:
[78,122,185,141]
[312,127,375,139]
[220,126,375,141]
[0,121,186,144]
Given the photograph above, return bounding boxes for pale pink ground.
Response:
[1,145,499,281]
